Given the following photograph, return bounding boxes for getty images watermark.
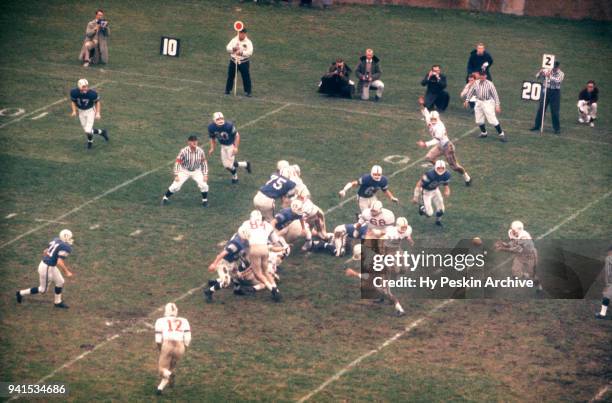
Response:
[356,239,610,300]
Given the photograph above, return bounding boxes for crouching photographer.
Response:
[79,9,110,67]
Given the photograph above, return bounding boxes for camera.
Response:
[97,19,108,29]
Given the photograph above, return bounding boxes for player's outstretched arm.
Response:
[338,180,357,198]
[70,101,77,117]
[209,250,228,272]
[95,100,101,119]
[57,259,73,277]
[412,180,422,204]
[385,189,399,203]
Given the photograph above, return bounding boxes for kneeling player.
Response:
[154,303,191,395]
[413,160,450,227]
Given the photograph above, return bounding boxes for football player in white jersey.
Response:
[357,200,395,240]
[417,102,471,185]
[154,303,191,395]
[495,221,542,291]
[239,210,285,301]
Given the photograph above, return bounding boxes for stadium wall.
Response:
[330,0,612,21]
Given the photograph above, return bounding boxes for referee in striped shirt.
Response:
[530,61,564,134]
[161,134,209,207]
[464,71,507,142]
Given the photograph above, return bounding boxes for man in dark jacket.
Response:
[466,43,494,82]
[355,49,384,101]
[421,64,449,111]
[577,80,598,127]
[319,58,353,98]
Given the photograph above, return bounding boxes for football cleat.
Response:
[246,161,252,174]
[54,301,69,309]
[595,313,606,320]
[156,388,163,396]
[232,178,239,184]
[435,220,443,227]
[271,287,281,302]
[204,289,213,303]
[87,141,93,149]
[465,178,472,186]
[478,132,488,138]
[100,129,109,141]
[16,291,22,304]
[395,310,406,317]
[499,132,507,142]
[202,200,208,207]
[161,197,169,206]
[418,205,425,216]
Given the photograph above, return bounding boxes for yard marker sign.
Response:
[160,37,180,57]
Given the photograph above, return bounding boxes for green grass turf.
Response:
[0,0,611,401]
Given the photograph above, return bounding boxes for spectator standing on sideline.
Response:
[466,43,493,82]
[577,80,598,127]
[355,49,384,101]
[421,64,449,111]
[530,61,564,134]
[79,9,110,67]
[225,29,253,97]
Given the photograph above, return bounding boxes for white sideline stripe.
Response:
[590,382,611,402]
[0,103,292,251]
[5,213,17,219]
[0,81,110,130]
[129,229,142,237]
[0,165,169,250]
[296,189,612,402]
[325,126,479,215]
[34,219,67,224]
[31,112,48,120]
[296,300,453,403]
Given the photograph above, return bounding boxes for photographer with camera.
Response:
[318,58,354,99]
[355,48,384,101]
[79,9,110,67]
[421,64,449,112]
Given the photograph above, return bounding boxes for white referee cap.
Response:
[213,112,224,121]
[77,78,89,88]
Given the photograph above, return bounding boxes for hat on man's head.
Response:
[240,28,247,33]
[187,134,198,141]
[554,61,560,68]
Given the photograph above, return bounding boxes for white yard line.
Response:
[0,103,292,250]
[296,189,612,402]
[5,213,18,219]
[0,81,110,130]
[129,229,142,237]
[31,112,48,120]
[34,218,68,224]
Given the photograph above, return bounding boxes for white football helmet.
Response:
[77,78,88,89]
[250,210,263,223]
[509,220,524,239]
[290,199,304,215]
[164,302,178,317]
[213,111,225,125]
[434,160,447,173]
[352,244,362,261]
[396,217,409,232]
[59,229,74,245]
[371,200,383,216]
[430,111,440,122]
[291,164,301,178]
[277,160,290,172]
[370,165,383,181]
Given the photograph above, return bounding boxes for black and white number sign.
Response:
[541,54,555,69]
[160,37,181,57]
[521,81,542,101]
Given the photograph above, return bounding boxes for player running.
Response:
[207,112,251,184]
[154,303,191,395]
[70,78,108,149]
[338,165,399,212]
[16,229,75,309]
[417,98,471,185]
[413,160,451,227]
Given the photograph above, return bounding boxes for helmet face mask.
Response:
[371,200,383,216]
[370,165,383,181]
[276,160,289,172]
[434,160,446,174]
[396,217,409,233]
[59,229,74,245]
[509,221,524,239]
[213,112,225,126]
[430,111,440,123]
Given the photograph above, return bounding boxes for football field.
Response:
[0,1,611,401]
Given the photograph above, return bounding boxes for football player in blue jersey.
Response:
[253,166,297,221]
[412,160,451,227]
[16,230,75,308]
[205,227,250,302]
[70,78,108,149]
[338,165,399,211]
[208,112,251,184]
[271,199,305,232]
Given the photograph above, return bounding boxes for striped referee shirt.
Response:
[464,79,500,106]
[174,146,208,174]
[536,68,564,90]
